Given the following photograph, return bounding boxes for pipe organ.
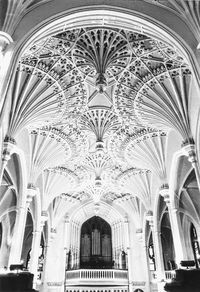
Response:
[80,216,112,269]
[67,217,127,270]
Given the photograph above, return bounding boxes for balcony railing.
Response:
[165,270,176,281]
[150,270,176,282]
[65,269,128,286]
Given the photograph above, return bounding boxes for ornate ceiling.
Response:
[13,26,191,216]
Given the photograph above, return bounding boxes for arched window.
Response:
[190,223,200,268]
[80,216,112,269]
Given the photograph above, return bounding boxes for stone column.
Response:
[140,234,151,292]
[124,216,133,291]
[29,211,48,288]
[8,187,36,266]
[41,228,57,290]
[146,212,165,292]
[71,222,75,269]
[111,223,116,267]
[135,228,150,291]
[0,214,13,268]
[64,215,70,271]
[75,223,79,268]
[160,188,187,267]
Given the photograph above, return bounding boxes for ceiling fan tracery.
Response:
[16,25,191,213]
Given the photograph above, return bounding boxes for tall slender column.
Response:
[64,215,70,270]
[71,222,75,268]
[76,224,80,268]
[124,216,133,291]
[160,188,187,267]
[146,213,165,292]
[111,223,116,267]
[29,211,48,288]
[8,206,26,266]
[8,187,36,266]
[40,228,57,292]
[124,217,129,250]
[121,222,124,250]
[116,223,119,267]
[74,223,77,268]
[76,224,79,268]
[117,223,120,250]
[140,235,151,292]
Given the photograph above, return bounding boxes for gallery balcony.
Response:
[65,269,128,286]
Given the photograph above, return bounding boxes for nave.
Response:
[0,1,200,292]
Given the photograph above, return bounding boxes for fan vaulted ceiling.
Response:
[12,26,191,215]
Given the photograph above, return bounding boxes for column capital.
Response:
[2,138,16,163]
[27,185,37,205]
[159,186,170,205]
[48,228,57,242]
[17,205,26,211]
[171,207,178,213]
[146,210,153,226]
[32,230,41,235]
[136,228,143,242]
[0,31,13,52]
[64,214,70,223]
[182,143,197,163]
[124,214,129,223]
[41,211,48,226]
[50,227,56,234]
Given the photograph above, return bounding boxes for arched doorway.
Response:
[80,216,112,269]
